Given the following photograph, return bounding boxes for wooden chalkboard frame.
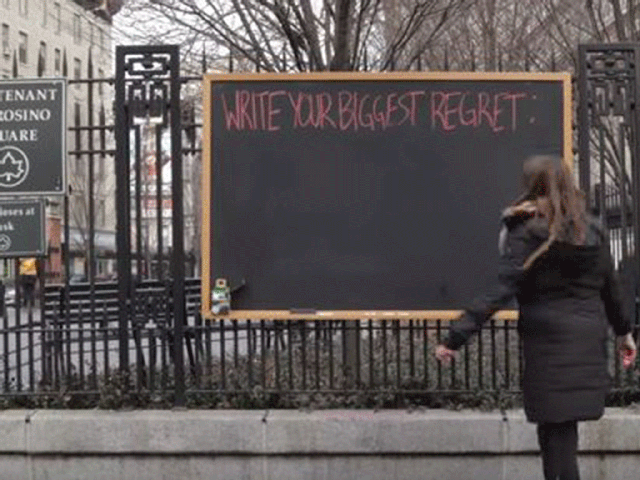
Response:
[201,71,573,320]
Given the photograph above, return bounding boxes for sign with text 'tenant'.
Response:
[0,78,66,195]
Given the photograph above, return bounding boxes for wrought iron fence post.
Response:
[344,321,359,388]
[114,45,186,405]
[115,47,132,372]
[632,48,640,331]
[578,43,640,339]
[88,49,96,285]
[169,47,186,406]
[577,45,590,198]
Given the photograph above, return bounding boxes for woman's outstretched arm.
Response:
[441,222,535,352]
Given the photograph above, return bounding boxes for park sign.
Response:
[0,78,66,195]
[0,199,46,257]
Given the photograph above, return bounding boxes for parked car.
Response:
[3,285,15,307]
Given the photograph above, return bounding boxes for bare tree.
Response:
[429,0,640,198]
[118,0,470,72]
[67,89,117,280]
[114,0,471,277]
[425,0,580,72]
[114,0,640,269]
[537,0,640,201]
[69,177,116,278]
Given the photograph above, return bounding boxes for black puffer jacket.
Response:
[445,209,631,423]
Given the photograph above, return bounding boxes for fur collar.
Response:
[500,201,603,247]
[500,201,550,242]
[501,200,539,220]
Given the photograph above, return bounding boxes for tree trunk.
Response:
[330,0,354,70]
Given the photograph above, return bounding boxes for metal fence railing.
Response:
[0,289,636,409]
[2,45,640,409]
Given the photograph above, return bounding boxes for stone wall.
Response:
[0,408,638,479]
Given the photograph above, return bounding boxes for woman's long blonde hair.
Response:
[513,155,587,270]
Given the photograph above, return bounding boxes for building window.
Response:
[74,102,83,176]
[98,199,106,227]
[98,67,104,95]
[97,259,109,276]
[73,13,81,44]
[98,155,105,180]
[18,31,27,64]
[73,57,81,86]
[54,2,60,34]
[1,24,8,59]
[89,22,94,47]
[98,27,103,51]
[98,107,106,159]
[38,41,46,73]
[41,0,46,27]
[19,0,26,17]
[54,48,60,75]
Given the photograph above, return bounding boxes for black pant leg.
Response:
[537,423,550,472]
[536,421,580,480]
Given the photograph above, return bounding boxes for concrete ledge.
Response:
[0,408,639,480]
[1,407,640,455]
[25,410,267,454]
[264,409,505,454]
[0,410,28,451]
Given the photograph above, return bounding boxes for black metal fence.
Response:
[1,305,638,408]
[0,44,638,409]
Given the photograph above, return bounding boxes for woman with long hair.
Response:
[435,155,637,480]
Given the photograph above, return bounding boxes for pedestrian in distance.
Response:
[19,257,38,309]
[435,155,637,480]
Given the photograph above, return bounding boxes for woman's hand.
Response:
[435,344,457,363]
[619,333,637,369]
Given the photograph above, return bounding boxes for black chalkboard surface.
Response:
[201,72,571,318]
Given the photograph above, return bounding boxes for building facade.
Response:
[0,0,119,282]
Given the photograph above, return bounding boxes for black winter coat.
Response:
[445,210,631,423]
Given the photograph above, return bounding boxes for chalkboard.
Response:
[201,72,572,319]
